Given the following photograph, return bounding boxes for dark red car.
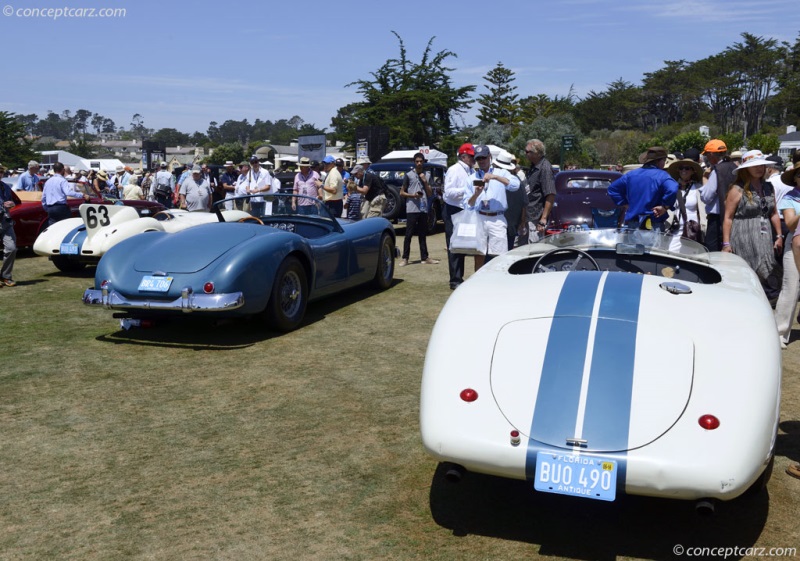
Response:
[545,169,623,233]
[8,189,164,248]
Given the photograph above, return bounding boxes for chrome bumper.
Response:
[82,285,245,313]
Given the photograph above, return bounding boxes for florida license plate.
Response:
[534,453,617,501]
[59,243,79,255]
[138,275,173,292]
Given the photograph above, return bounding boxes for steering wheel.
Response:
[238,216,264,225]
[152,210,174,221]
[532,248,600,273]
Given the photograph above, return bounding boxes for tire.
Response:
[372,233,395,289]
[382,185,402,221]
[52,255,86,273]
[425,200,441,234]
[265,256,308,332]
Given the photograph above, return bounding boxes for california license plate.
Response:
[59,243,79,255]
[534,453,617,501]
[138,275,173,292]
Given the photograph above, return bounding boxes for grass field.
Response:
[1,229,799,560]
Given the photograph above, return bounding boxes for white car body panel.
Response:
[34,205,251,262]
[420,231,780,502]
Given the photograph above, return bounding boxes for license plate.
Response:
[138,275,173,292]
[534,453,617,501]
[59,243,79,255]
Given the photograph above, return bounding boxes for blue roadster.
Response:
[83,194,397,331]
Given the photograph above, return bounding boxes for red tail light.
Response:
[698,415,720,430]
[203,282,215,294]
[460,388,478,402]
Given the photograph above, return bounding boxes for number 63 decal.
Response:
[86,206,110,228]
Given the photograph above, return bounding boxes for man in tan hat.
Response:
[608,147,678,230]
[292,157,320,214]
[699,139,738,250]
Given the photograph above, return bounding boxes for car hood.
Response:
[490,272,694,453]
[134,224,258,274]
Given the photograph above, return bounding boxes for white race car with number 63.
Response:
[420,229,780,508]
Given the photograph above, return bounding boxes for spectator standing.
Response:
[699,140,738,250]
[234,162,250,210]
[92,170,108,198]
[292,157,320,215]
[122,177,144,200]
[41,162,90,225]
[504,152,528,250]
[201,164,219,206]
[0,164,18,286]
[179,165,212,212]
[17,160,40,192]
[524,139,556,242]
[153,163,175,208]
[443,143,475,290]
[317,155,343,217]
[352,165,386,218]
[345,176,362,221]
[721,150,782,286]
[464,146,520,270]
[175,164,190,206]
[608,146,678,231]
[219,161,238,210]
[244,156,272,216]
[776,161,800,348]
[399,153,439,267]
[336,158,350,198]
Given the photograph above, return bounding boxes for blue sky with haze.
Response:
[1,0,798,135]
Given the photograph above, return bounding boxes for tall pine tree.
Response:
[477,63,519,125]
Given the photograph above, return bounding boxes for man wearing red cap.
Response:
[699,139,738,250]
[443,143,475,289]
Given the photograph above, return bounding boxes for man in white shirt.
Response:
[443,143,475,290]
[244,156,273,216]
[179,166,211,211]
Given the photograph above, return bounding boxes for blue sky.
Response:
[1,0,798,136]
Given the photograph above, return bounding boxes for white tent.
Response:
[380,149,448,166]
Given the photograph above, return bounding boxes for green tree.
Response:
[208,142,245,166]
[508,114,583,167]
[0,111,38,169]
[69,136,96,158]
[746,133,780,154]
[477,62,519,125]
[668,131,708,155]
[341,32,475,149]
[152,128,191,146]
[771,33,800,125]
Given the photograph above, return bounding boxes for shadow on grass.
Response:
[94,280,403,350]
[428,463,769,560]
[778,421,800,464]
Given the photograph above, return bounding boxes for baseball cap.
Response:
[474,145,491,159]
[703,139,727,154]
[458,143,475,156]
[322,155,336,164]
[249,155,260,163]
[335,158,344,166]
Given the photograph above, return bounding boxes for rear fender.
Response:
[33,217,84,255]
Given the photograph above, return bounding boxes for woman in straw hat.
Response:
[665,158,704,244]
[722,150,782,289]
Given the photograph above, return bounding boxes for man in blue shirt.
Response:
[0,164,18,286]
[41,162,91,225]
[17,160,40,192]
[608,147,679,231]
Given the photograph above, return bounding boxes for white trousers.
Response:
[775,231,799,344]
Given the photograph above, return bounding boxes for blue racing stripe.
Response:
[62,225,87,248]
[582,273,643,451]
[525,271,602,479]
[525,272,644,497]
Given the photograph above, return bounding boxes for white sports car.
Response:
[420,229,780,509]
[33,204,252,272]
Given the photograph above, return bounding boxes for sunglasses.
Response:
[678,166,694,171]
[476,156,489,161]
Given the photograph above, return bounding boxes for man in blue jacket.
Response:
[608,146,679,231]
